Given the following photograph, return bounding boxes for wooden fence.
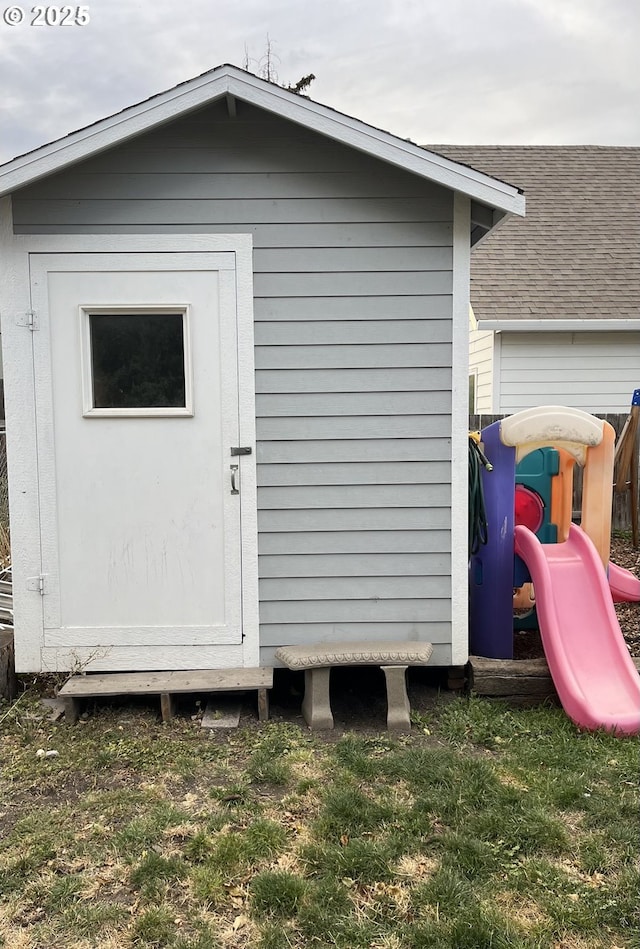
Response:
[470,413,639,533]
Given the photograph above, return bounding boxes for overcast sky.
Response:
[0,0,638,165]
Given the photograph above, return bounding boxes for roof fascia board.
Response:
[0,73,233,196]
[0,65,525,216]
[479,319,640,332]
[226,72,525,216]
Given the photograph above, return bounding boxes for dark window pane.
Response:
[90,313,186,409]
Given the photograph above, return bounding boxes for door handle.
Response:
[230,465,239,495]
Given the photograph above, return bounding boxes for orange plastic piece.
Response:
[550,448,576,543]
[581,422,615,570]
[513,583,535,610]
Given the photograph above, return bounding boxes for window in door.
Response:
[80,306,193,417]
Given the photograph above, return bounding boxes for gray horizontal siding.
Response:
[15,222,453,248]
[254,296,453,321]
[257,484,451,509]
[256,439,451,463]
[253,271,452,297]
[14,197,451,226]
[498,332,640,413]
[253,246,452,272]
[259,552,450,577]
[255,368,451,393]
[256,416,451,440]
[257,508,452,531]
[258,530,451,554]
[253,319,451,345]
[257,461,450,486]
[13,100,455,659]
[20,171,451,201]
[259,599,452,623]
[260,623,452,647]
[260,575,449,600]
[255,344,452,370]
[255,391,450,417]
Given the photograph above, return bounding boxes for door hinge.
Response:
[17,310,38,331]
[231,446,252,456]
[26,574,47,595]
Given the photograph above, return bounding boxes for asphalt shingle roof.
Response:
[428,145,639,322]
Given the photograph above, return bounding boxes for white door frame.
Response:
[0,214,259,671]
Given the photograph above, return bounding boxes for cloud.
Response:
[0,0,638,165]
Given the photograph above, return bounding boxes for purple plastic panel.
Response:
[469,421,516,659]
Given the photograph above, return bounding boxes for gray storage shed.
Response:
[0,65,524,677]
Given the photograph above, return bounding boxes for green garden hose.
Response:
[469,436,491,556]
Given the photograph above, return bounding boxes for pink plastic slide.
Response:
[514,524,640,736]
[608,561,640,603]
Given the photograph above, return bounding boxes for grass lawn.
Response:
[1,682,638,949]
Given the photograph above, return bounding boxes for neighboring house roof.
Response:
[430,145,640,328]
[0,65,524,221]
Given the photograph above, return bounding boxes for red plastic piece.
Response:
[514,484,544,534]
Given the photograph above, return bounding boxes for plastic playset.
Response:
[469,403,640,736]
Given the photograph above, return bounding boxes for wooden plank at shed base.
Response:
[469,656,640,708]
[58,668,273,724]
[469,656,560,708]
[0,630,18,701]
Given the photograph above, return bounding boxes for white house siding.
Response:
[496,332,640,413]
[469,327,493,413]
[11,101,456,665]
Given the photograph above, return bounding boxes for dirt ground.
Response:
[610,533,640,656]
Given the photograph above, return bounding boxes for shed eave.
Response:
[0,65,524,217]
[479,319,640,332]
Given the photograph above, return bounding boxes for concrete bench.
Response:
[275,641,433,733]
[58,668,273,724]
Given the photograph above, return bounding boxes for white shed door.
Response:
[30,252,252,666]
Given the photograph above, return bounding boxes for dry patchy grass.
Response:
[0,689,638,949]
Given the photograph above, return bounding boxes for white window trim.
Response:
[79,304,194,418]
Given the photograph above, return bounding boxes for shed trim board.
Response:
[451,193,470,664]
[0,217,259,671]
[0,66,524,219]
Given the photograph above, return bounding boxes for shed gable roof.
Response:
[0,65,524,218]
[432,145,639,326]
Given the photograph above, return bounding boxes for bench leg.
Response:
[257,687,269,722]
[63,696,79,725]
[301,668,334,730]
[381,665,411,733]
[160,692,175,722]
